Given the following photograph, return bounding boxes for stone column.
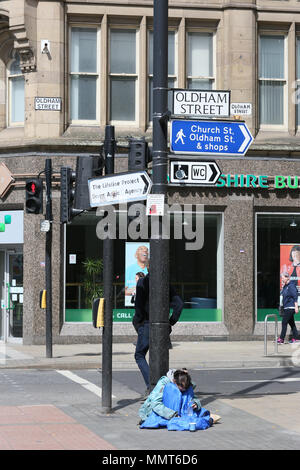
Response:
[25,0,65,139]
[221,5,257,136]
[223,195,255,337]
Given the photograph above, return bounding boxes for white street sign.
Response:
[35,97,62,111]
[172,89,230,118]
[170,161,221,185]
[88,171,152,207]
[230,102,252,116]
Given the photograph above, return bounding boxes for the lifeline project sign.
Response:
[88,171,152,207]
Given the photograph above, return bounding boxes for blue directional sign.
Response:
[170,119,253,156]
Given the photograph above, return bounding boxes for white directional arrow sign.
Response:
[238,124,252,154]
[88,171,152,207]
[170,120,253,156]
[170,160,221,185]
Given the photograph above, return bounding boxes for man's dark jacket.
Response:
[132,274,184,332]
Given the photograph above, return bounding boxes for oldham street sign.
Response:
[170,160,221,185]
[170,119,253,156]
[88,171,152,207]
[172,89,230,118]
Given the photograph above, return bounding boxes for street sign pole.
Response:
[102,125,115,413]
[45,159,53,359]
[150,0,170,390]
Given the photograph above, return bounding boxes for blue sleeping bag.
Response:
[140,382,212,431]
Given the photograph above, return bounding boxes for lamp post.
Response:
[149,0,170,389]
[45,159,53,358]
[102,125,115,412]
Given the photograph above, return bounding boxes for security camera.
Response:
[41,40,50,55]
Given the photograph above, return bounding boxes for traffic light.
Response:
[73,156,103,211]
[25,178,43,214]
[60,167,76,224]
[128,138,151,171]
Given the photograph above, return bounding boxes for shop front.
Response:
[0,211,24,342]
[64,210,224,335]
[60,162,300,341]
[256,213,300,328]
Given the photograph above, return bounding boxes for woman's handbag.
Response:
[279,306,284,317]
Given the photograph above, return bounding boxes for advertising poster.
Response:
[124,242,150,307]
[280,244,300,303]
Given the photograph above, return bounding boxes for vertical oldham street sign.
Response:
[170,119,253,156]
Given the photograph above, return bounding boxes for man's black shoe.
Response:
[139,389,150,402]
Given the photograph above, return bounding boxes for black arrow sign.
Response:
[209,163,219,182]
[141,173,151,194]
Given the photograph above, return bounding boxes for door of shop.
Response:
[0,249,23,341]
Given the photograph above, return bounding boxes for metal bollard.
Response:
[264,314,278,356]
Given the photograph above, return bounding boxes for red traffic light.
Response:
[25,178,43,214]
[30,182,36,194]
[26,180,41,195]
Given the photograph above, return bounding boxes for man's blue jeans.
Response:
[135,322,150,389]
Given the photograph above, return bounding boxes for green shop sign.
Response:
[216,174,300,189]
[65,308,222,323]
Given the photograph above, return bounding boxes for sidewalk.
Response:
[1,339,300,450]
[0,339,298,370]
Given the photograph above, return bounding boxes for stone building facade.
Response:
[0,0,300,344]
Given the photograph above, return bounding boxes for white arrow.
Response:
[238,124,252,153]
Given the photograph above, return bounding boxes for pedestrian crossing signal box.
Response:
[40,290,46,309]
[92,298,104,328]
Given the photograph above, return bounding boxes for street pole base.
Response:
[101,406,113,414]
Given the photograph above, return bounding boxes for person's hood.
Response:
[166,369,176,381]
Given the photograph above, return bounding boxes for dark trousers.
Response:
[134,322,150,389]
[280,309,298,340]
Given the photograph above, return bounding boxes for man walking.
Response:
[132,273,184,397]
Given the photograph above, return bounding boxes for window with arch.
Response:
[8,53,25,125]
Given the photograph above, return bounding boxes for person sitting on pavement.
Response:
[138,368,220,430]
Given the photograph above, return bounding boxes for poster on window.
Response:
[280,244,300,302]
[125,242,149,307]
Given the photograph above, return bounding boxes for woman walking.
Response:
[278,272,299,344]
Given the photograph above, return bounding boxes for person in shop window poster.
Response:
[281,245,300,295]
[125,245,149,304]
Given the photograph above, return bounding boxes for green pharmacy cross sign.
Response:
[0,214,11,232]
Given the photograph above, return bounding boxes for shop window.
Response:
[148,30,177,122]
[259,35,286,126]
[8,53,24,125]
[256,213,300,321]
[109,29,138,122]
[70,27,98,122]
[64,211,223,323]
[186,32,214,90]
